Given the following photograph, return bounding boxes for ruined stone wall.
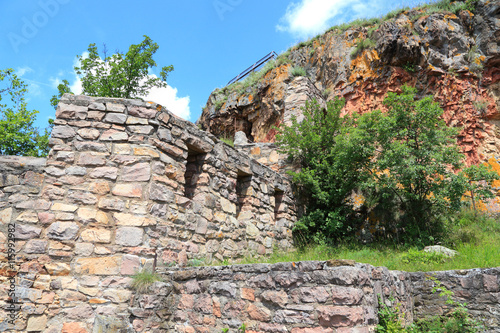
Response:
[0,94,296,332]
[411,268,500,331]
[158,260,413,333]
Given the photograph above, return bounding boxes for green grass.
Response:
[131,270,163,293]
[289,66,307,77]
[226,210,500,272]
[219,135,234,147]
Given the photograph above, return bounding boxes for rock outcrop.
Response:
[199,0,500,166]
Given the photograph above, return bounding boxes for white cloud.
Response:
[277,0,384,38]
[143,84,191,121]
[17,66,33,76]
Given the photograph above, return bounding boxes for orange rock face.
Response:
[198,2,500,167]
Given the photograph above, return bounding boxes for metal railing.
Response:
[227,51,278,86]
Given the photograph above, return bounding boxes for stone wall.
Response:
[159,260,413,333]
[0,94,297,332]
[411,268,500,331]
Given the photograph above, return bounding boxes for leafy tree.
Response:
[50,79,72,110]
[276,98,376,244]
[51,35,173,106]
[276,85,498,245]
[366,85,497,244]
[0,68,51,157]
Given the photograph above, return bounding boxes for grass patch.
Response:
[227,209,500,272]
[131,270,162,293]
[219,135,234,147]
[351,38,376,58]
[289,66,307,77]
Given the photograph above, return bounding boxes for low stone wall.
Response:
[159,260,413,333]
[0,94,297,332]
[411,268,500,331]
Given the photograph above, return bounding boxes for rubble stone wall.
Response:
[0,94,296,332]
[159,261,413,333]
[411,268,500,331]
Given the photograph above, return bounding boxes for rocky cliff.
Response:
[198,0,500,166]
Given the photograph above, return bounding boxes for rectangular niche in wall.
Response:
[274,188,284,222]
[184,150,207,200]
[236,171,252,218]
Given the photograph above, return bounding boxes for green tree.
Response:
[276,85,497,245]
[50,79,72,110]
[0,68,51,157]
[276,98,376,244]
[367,85,497,244]
[51,35,173,106]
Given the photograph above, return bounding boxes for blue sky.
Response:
[1,0,425,130]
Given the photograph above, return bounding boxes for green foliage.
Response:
[401,248,449,265]
[363,85,496,245]
[0,68,52,157]
[289,66,307,77]
[402,62,416,73]
[130,269,162,293]
[408,277,484,332]
[276,98,376,244]
[276,85,498,246]
[50,79,72,110]
[53,35,173,106]
[376,297,407,333]
[351,38,376,58]
[219,135,234,147]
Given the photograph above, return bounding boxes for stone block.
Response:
[26,315,47,332]
[89,167,118,180]
[51,202,78,212]
[98,198,125,211]
[121,162,151,182]
[14,224,42,240]
[106,103,126,112]
[112,184,142,198]
[77,152,106,166]
[128,125,154,134]
[74,256,121,275]
[115,227,143,246]
[149,182,175,202]
[46,222,79,240]
[77,128,101,140]
[317,306,364,327]
[81,228,111,243]
[104,113,128,124]
[128,106,157,118]
[99,129,129,141]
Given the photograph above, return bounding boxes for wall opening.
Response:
[184,150,206,199]
[236,172,252,218]
[274,188,284,222]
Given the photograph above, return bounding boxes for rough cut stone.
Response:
[423,245,458,258]
[89,167,118,180]
[26,315,48,332]
[14,224,42,240]
[121,163,151,182]
[115,227,143,246]
[77,153,106,166]
[234,131,248,145]
[112,183,143,198]
[77,128,101,140]
[128,106,157,119]
[81,228,111,243]
[46,222,79,240]
[98,198,125,211]
[100,129,129,141]
[106,103,126,112]
[149,183,175,202]
[104,113,128,124]
[74,256,121,275]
